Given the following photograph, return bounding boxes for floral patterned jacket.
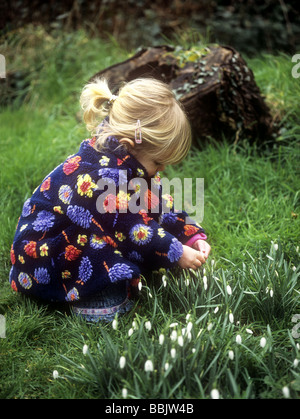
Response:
[9,135,206,302]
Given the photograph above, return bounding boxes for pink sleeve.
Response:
[185,233,207,248]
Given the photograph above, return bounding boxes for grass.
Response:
[0,27,299,399]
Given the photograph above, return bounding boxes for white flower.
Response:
[145,321,152,331]
[269,289,274,298]
[177,335,184,347]
[144,360,154,372]
[53,370,59,379]
[112,319,118,330]
[236,334,242,345]
[128,328,134,337]
[186,313,191,322]
[260,337,267,348]
[211,259,215,267]
[226,285,232,295]
[207,323,213,331]
[119,356,126,369]
[164,362,170,371]
[273,243,278,251]
[293,359,299,368]
[186,322,193,334]
[229,313,234,324]
[162,275,167,287]
[282,386,290,399]
[210,389,220,399]
[214,307,219,314]
[82,344,88,355]
[138,281,142,291]
[122,388,128,398]
[132,320,138,330]
[292,265,297,272]
[185,278,190,286]
[171,348,176,359]
[203,275,208,290]
[159,334,165,345]
[169,322,178,328]
[246,328,253,335]
[228,350,234,360]
[192,348,196,354]
[170,330,178,341]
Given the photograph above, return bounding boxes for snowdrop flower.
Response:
[229,313,234,324]
[162,275,167,287]
[145,321,152,331]
[282,386,290,398]
[170,330,178,341]
[159,334,165,345]
[273,243,278,251]
[122,388,128,399]
[119,356,126,369]
[177,335,184,347]
[246,328,253,335]
[207,323,213,331]
[112,318,118,330]
[164,362,170,371]
[185,278,190,286]
[203,275,208,290]
[260,337,267,348]
[169,322,178,328]
[269,289,274,298]
[210,389,220,399]
[228,350,234,360]
[187,332,192,341]
[53,370,59,379]
[211,259,215,267]
[293,359,299,368]
[187,322,193,334]
[132,320,138,330]
[171,348,176,359]
[292,265,297,272]
[128,328,134,337]
[138,281,142,291]
[186,313,191,322]
[236,334,242,345]
[192,348,196,354]
[214,307,219,314]
[226,284,232,295]
[82,344,88,355]
[144,360,154,372]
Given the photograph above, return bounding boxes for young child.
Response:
[9,78,211,321]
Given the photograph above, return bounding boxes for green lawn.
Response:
[0,27,299,399]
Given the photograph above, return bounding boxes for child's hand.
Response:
[192,240,211,260]
[178,245,206,270]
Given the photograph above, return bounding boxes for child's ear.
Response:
[119,138,135,150]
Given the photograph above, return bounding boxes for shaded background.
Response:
[1,0,299,55]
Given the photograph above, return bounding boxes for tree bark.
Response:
[91,45,275,145]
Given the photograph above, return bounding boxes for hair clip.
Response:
[108,94,118,106]
[135,119,142,144]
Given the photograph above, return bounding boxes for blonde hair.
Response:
[80,77,191,165]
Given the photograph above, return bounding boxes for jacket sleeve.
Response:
[113,210,184,271]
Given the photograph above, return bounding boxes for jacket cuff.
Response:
[185,233,207,248]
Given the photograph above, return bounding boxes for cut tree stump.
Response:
[91,45,275,145]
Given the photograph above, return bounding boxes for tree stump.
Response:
[91,45,275,145]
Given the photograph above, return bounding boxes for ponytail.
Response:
[80,78,112,132]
